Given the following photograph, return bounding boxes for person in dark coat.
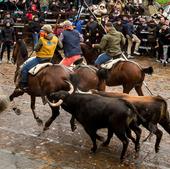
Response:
[29,15,41,47]
[0,22,16,64]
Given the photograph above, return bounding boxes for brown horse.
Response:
[10,39,76,130]
[79,43,153,95]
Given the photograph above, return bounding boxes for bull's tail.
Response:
[96,68,108,80]
[142,66,153,75]
[158,96,170,134]
[160,118,170,134]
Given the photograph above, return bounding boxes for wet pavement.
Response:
[0,56,170,169]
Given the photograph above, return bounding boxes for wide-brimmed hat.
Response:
[41,24,53,33]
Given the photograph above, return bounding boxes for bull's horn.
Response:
[46,98,63,107]
[76,88,92,94]
[65,81,74,94]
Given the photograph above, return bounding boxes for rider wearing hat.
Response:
[19,24,60,90]
[59,20,84,66]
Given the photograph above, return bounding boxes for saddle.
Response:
[100,58,125,69]
[29,63,52,75]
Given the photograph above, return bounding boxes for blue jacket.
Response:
[62,30,82,57]
[122,20,134,38]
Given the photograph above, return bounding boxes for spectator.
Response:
[49,0,60,12]
[86,15,100,44]
[113,17,123,32]
[0,22,16,64]
[3,12,15,26]
[29,15,41,47]
[122,16,141,58]
[93,2,107,16]
[158,20,170,66]
[59,0,71,12]
[113,0,125,14]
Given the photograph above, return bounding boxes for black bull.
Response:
[49,91,143,160]
[91,90,170,153]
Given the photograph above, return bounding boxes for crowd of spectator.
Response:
[0,0,170,65]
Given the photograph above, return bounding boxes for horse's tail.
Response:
[96,68,108,80]
[142,66,153,75]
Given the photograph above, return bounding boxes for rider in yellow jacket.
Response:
[19,24,60,91]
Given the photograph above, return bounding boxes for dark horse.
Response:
[10,39,76,130]
[79,43,153,95]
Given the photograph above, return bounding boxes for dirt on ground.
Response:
[0,54,170,169]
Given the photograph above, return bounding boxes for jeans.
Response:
[163,45,170,62]
[94,53,111,65]
[20,57,51,84]
[0,42,12,61]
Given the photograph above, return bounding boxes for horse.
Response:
[79,43,153,96]
[10,39,77,131]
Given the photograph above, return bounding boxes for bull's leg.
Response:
[129,122,142,152]
[143,123,163,153]
[115,131,129,161]
[154,128,163,153]
[9,88,24,115]
[102,128,114,146]
[126,128,136,144]
[70,115,77,132]
[84,128,97,153]
[30,96,43,126]
[43,106,60,131]
[134,84,144,96]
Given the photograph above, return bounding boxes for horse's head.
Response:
[80,42,100,65]
[12,39,28,66]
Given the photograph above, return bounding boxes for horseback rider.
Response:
[19,24,60,90]
[92,22,126,68]
[59,20,84,66]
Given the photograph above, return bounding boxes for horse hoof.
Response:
[14,108,21,115]
[155,146,160,153]
[90,148,96,154]
[43,126,49,131]
[36,118,43,126]
[71,125,77,132]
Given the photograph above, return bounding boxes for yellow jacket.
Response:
[36,35,58,58]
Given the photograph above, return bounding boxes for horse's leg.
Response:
[134,84,144,96]
[43,106,60,131]
[9,89,24,115]
[123,84,134,94]
[30,96,43,126]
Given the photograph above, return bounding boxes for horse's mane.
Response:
[17,39,28,59]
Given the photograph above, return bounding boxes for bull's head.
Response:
[46,81,74,107]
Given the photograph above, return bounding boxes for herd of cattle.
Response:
[48,85,170,161]
[0,64,170,162]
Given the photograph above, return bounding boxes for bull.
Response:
[91,90,170,153]
[49,91,142,160]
